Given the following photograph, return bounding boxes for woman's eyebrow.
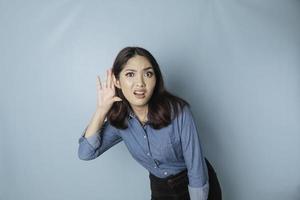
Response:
[124,67,153,72]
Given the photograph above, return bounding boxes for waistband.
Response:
[149,169,188,184]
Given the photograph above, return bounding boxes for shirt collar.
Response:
[128,109,136,119]
[128,109,149,125]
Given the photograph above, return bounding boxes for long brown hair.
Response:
[107,46,190,129]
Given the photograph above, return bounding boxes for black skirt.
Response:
[149,158,222,200]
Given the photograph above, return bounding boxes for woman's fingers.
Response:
[98,68,113,90]
[105,69,109,88]
[97,75,102,90]
[107,68,113,88]
[109,68,113,88]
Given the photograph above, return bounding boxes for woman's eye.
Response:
[145,71,153,77]
[125,72,134,77]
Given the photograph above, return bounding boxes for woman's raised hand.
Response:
[96,68,122,112]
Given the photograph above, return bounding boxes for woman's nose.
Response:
[136,75,145,87]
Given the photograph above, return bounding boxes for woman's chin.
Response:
[129,100,149,107]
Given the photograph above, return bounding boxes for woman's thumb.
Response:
[113,96,122,102]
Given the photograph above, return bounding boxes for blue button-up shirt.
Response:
[78,105,209,200]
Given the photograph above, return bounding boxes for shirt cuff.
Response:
[79,126,101,149]
[188,181,209,200]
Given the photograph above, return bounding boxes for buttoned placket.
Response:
[129,111,160,170]
[141,122,168,176]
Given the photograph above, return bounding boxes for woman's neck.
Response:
[131,105,148,123]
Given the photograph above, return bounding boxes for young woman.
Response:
[78,47,222,200]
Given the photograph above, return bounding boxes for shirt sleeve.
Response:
[78,118,123,161]
[179,105,209,200]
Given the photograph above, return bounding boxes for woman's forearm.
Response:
[84,107,108,138]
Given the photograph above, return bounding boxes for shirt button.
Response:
[144,135,147,139]
[154,166,157,168]
[147,153,150,156]
[164,172,168,175]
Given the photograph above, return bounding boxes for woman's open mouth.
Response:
[133,90,146,99]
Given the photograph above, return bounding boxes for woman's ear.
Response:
[113,74,121,89]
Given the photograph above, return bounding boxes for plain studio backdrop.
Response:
[0,0,299,200]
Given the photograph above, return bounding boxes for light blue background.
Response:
[1,0,299,199]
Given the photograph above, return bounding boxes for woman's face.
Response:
[114,55,156,110]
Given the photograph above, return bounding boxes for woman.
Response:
[78,47,222,200]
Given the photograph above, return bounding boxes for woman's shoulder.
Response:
[171,102,191,121]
